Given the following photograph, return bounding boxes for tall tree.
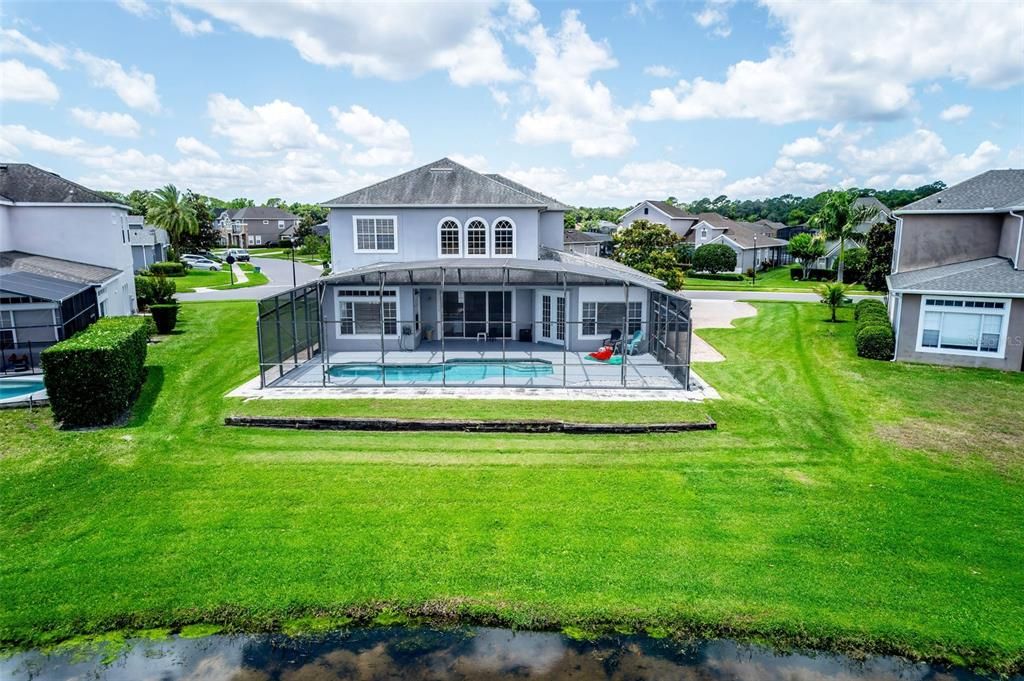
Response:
[612,219,685,289]
[863,220,896,292]
[177,191,220,251]
[147,185,198,248]
[786,232,826,278]
[809,190,878,283]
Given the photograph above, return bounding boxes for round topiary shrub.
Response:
[150,303,180,334]
[854,298,886,321]
[856,323,894,360]
[692,243,738,274]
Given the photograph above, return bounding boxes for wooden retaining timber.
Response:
[225,415,716,434]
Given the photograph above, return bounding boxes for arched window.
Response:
[439,217,461,256]
[493,217,515,256]
[466,218,488,256]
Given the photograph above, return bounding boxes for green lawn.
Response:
[1,302,1022,672]
[684,265,874,293]
[168,263,269,292]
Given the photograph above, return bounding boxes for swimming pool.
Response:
[0,376,47,404]
[328,359,553,383]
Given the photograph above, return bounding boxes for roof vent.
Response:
[430,166,454,172]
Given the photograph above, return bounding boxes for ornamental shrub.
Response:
[692,244,737,274]
[40,316,149,428]
[150,303,180,334]
[856,323,895,360]
[854,298,887,321]
[150,261,185,277]
[134,276,155,311]
[690,272,744,281]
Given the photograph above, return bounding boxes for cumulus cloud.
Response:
[514,10,635,158]
[168,7,213,36]
[636,0,1024,124]
[838,128,1000,186]
[0,60,60,103]
[939,104,972,122]
[207,93,336,157]
[780,136,826,158]
[175,136,220,159]
[723,157,835,198]
[449,153,488,170]
[116,0,152,17]
[74,50,161,113]
[0,124,116,158]
[329,104,414,166]
[0,28,68,69]
[643,64,677,78]
[70,108,141,137]
[693,0,734,37]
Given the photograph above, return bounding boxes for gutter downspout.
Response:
[890,291,902,362]
[1010,210,1024,270]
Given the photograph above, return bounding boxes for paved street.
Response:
[178,257,324,301]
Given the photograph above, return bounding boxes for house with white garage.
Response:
[1,163,137,371]
[689,213,789,273]
[888,169,1024,372]
[127,215,170,271]
[254,158,695,391]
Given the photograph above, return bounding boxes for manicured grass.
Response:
[684,265,874,293]
[1,302,1022,672]
[167,264,269,292]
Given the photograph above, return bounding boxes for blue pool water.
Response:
[329,359,553,382]
[0,377,46,402]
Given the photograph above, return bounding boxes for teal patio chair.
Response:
[625,330,644,355]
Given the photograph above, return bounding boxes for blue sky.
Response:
[1,0,1021,205]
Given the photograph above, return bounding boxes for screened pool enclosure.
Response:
[257,258,693,391]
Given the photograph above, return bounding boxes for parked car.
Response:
[181,256,222,271]
[225,248,250,262]
[198,250,222,262]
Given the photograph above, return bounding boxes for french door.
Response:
[442,290,513,338]
[537,291,566,345]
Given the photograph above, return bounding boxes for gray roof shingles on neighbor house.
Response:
[323,157,570,210]
[888,257,1024,296]
[899,169,1024,212]
[0,163,117,204]
[230,206,300,221]
[645,200,692,219]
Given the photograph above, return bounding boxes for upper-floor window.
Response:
[466,218,488,256]
[278,220,285,229]
[353,216,398,253]
[493,217,515,256]
[439,217,462,256]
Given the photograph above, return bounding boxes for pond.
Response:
[2,626,1014,681]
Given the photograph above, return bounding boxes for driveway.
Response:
[178,257,324,301]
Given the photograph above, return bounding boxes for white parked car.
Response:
[181,255,222,271]
[224,248,251,262]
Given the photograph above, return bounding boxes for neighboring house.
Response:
[887,169,1024,372]
[619,200,699,238]
[852,196,892,234]
[311,221,330,238]
[777,224,813,241]
[254,158,694,391]
[127,215,170,271]
[216,206,301,247]
[0,163,137,370]
[688,213,789,273]
[563,229,613,257]
[215,209,246,247]
[595,219,619,234]
[755,219,787,237]
[812,237,864,270]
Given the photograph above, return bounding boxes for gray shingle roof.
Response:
[0,163,119,204]
[646,200,692,219]
[0,250,120,287]
[232,206,299,221]
[564,229,611,243]
[888,257,1024,296]
[693,213,789,248]
[323,157,568,210]
[899,169,1024,212]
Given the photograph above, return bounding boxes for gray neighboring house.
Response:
[688,213,789,272]
[127,215,170,271]
[888,169,1024,372]
[811,196,892,270]
[564,229,613,257]
[217,206,300,247]
[619,200,699,237]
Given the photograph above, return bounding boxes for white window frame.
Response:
[437,216,463,258]
[577,292,645,340]
[352,215,399,254]
[465,216,489,257]
[914,295,1011,359]
[492,215,516,257]
[334,288,401,340]
[247,235,255,245]
[278,220,285,230]
[0,310,16,345]
[254,235,262,245]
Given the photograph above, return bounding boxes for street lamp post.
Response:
[752,234,757,286]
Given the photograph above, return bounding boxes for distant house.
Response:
[216,206,301,247]
[810,197,892,270]
[852,196,892,234]
[888,169,1024,372]
[1,163,138,370]
[754,219,787,237]
[619,200,699,238]
[127,215,170,271]
[563,229,613,257]
[688,213,789,273]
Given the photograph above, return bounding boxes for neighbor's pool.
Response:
[329,359,553,382]
[0,376,46,404]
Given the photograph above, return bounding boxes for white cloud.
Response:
[0,28,68,69]
[939,104,972,122]
[839,128,1001,186]
[636,0,1024,124]
[179,1,516,85]
[643,64,677,78]
[175,136,220,159]
[168,7,213,36]
[724,156,835,197]
[514,10,635,158]
[780,136,826,158]
[489,87,511,107]
[329,105,413,166]
[0,60,60,103]
[507,0,539,24]
[116,0,152,17]
[0,124,116,158]
[924,82,943,94]
[74,50,161,113]
[693,1,734,37]
[449,153,488,170]
[70,108,141,137]
[207,93,335,157]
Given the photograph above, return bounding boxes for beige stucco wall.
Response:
[896,213,1003,271]
[895,293,1024,371]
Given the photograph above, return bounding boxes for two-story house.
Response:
[687,213,789,272]
[127,215,170,271]
[217,206,300,247]
[887,169,1024,372]
[619,200,699,237]
[254,158,694,392]
[1,163,137,369]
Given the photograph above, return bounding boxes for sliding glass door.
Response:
[442,290,513,338]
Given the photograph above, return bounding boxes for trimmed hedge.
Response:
[853,299,894,360]
[790,267,836,282]
[689,272,745,281]
[40,316,149,428]
[150,261,186,277]
[150,303,180,334]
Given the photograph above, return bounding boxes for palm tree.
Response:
[147,184,198,249]
[816,282,849,323]
[809,191,879,283]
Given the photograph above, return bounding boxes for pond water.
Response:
[1,626,1015,681]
